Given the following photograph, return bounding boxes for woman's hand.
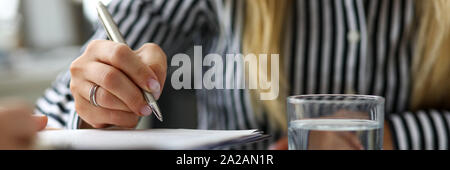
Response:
[70,40,167,129]
[0,102,48,150]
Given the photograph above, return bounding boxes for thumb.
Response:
[33,115,48,131]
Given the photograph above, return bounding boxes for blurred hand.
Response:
[70,40,167,129]
[0,102,48,150]
[271,113,394,150]
[270,132,362,150]
[270,110,370,150]
[307,131,364,150]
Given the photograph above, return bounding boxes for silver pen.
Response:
[96,1,163,122]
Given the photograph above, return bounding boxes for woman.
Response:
[36,0,450,150]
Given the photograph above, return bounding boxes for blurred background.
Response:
[0,0,198,129]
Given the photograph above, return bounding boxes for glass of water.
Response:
[287,95,384,150]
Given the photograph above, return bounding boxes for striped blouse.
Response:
[35,0,450,150]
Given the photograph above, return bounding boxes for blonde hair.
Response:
[412,0,450,110]
[243,0,290,131]
[243,0,450,131]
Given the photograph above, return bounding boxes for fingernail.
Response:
[33,114,47,118]
[147,78,161,99]
[140,105,152,116]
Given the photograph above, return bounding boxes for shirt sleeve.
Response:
[34,0,218,129]
[387,109,450,150]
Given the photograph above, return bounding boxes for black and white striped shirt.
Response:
[35,0,450,150]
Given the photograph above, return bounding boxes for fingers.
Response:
[83,40,162,98]
[0,105,35,136]
[73,79,130,112]
[74,94,140,128]
[32,115,48,131]
[70,40,168,127]
[0,104,36,149]
[79,61,152,116]
[135,43,168,99]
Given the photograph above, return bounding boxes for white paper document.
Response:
[37,129,268,150]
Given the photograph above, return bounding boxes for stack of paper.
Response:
[37,129,268,150]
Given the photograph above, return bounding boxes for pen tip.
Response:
[144,93,163,122]
[150,104,163,122]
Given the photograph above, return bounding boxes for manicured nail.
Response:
[147,78,161,99]
[140,105,152,116]
[33,114,47,117]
